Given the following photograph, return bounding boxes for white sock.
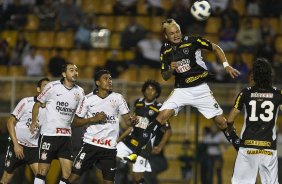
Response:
[34,177,45,184]
[59,181,67,184]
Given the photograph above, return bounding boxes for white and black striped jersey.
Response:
[76,91,130,149]
[11,96,45,147]
[37,80,84,136]
[160,35,214,88]
[233,86,282,150]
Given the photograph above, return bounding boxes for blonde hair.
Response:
[162,18,181,33]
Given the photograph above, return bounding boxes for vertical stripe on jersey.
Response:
[272,108,280,140]
[38,135,44,160]
[195,49,208,70]
[240,106,247,138]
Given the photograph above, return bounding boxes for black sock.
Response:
[60,178,71,184]
[36,174,46,180]
[133,120,162,154]
[222,127,241,151]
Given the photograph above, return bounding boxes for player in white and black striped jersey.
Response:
[228,58,281,184]
[0,78,50,184]
[67,69,137,184]
[30,63,84,184]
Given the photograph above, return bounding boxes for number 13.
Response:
[249,100,274,122]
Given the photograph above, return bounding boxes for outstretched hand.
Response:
[225,66,240,79]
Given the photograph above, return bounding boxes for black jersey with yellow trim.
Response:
[160,35,214,88]
[122,98,171,156]
[233,86,282,150]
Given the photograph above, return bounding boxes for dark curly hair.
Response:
[252,58,272,89]
[94,69,111,88]
[142,80,161,99]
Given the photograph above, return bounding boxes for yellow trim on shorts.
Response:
[244,140,271,147]
[247,150,273,155]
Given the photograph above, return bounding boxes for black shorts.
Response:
[38,135,72,163]
[4,141,38,174]
[72,143,117,181]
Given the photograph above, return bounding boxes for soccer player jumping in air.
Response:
[125,18,241,163]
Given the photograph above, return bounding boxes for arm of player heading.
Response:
[227,108,241,125]
[212,43,240,79]
[72,112,107,127]
[152,127,172,155]
[30,101,41,134]
[117,127,133,143]
[6,115,24,159]
[161,61,177,81]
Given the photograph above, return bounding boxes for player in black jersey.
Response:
[116,80,171,184]
[227,58,281,184]
[125,18,241,162]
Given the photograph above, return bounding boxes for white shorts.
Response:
[159,83,223,119]
[232,148,278,184]
[116,142,151,172]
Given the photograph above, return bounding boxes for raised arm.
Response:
[212,43,240,79]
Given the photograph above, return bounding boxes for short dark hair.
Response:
[61,62,74,74]
[37,77,50,87]
[94,69,111,87]
[142,80,161,99]
[252,57,272,88]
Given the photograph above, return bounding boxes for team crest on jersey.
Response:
[41,151,47,160]
[110,99,117,108]
[75,160,82,169]
[74,92,81,101]
[214,103,219,109]
[149,110,155,116]
[183,48,189,55]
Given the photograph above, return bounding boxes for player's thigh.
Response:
[192,85,223,119]
[4,143,25,174]
[72,144,99,176]
[132,156,151,173]
[29,163,38,175]
[259,150,279,184]
[24,146,38,175]
[56,136,73,161]
[59,157,72,178]
[232,148,259,184]
[38,135,58,164]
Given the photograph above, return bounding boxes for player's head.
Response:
[94,69,112,91]
[162,18,182,44]
[37,77,50,93]
[252,57,272,88]
[61,62,78,83]
[142,80,161,102]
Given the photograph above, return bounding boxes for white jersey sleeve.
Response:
[75,96,88,118]
[12,97,38,147]
[118,94,130,115]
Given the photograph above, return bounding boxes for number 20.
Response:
[249,100,274,122]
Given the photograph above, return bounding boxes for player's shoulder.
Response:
[134,97,144,105]
[272,86,282,94]
[26,96,35,103]
[110,92,124,99]
[161,42,172,53]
